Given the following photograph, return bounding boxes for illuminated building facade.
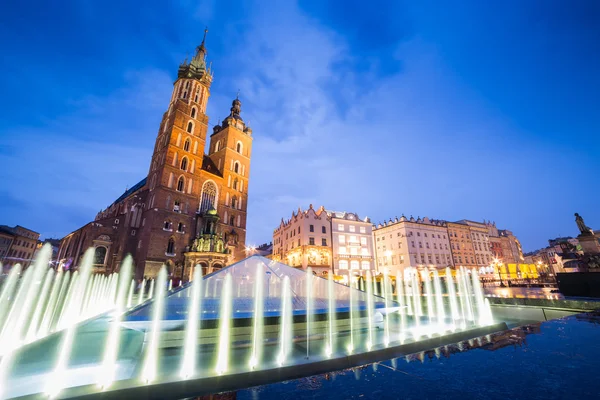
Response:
[272,205,332,275]
[326,210,375,283]
[373,216,454,276]
[447,221,477,268]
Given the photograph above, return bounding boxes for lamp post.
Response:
[494,258,505,287]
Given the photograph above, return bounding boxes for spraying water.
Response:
[215,273,233,375]
[445,267,460,323]
[305,267,313,359]
[98,257,132,389]
[432,270,445,322]
[326,274,335,357]
[181,266,203,379]
[249,263,264,369]
[382,272,390,347]
[140,266,168,384]
[365,271,374,350]
[277,276,292,366]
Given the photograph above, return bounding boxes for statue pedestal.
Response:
[577,234,600,255]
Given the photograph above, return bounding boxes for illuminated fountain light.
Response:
[148,279,155,300]
[37,269,64,338]
[382,272,390,347]
[305,267,313,359]
[181,265,203,379]
[215,273,233,375]
[432,270,446,323]
[141,266,168,384]
[410,270,422,338]
[249,263,264,369]
[348,273,356,354]
[24,268,55,343]
[403,269,413,316]
[423,270,435,326]
[277,276,292,366]
[445,267,460,323]
[46,248,94,398]
[126,279,135,308]
[365,271,374,350]
[98,257,132,389]
[325,273,335,357]
[138,278,146,306]
[0,265,22,332]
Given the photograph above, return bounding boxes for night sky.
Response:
[0,0,598,252]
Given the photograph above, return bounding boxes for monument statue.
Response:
[575,213,593,235]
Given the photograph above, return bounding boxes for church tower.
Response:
[137,30,252,278]
[208,96,253,261]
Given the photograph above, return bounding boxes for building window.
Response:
[230,216,235,225]
[360,237,367,245]
[177,177,185,192]
[412,241,415,247]
[166,238,175,255]
[322,238,327,246]
[417,232,421,237]
[191,107,197,119]
[173,201,181,212]
[360,226,366,233]
[339,246,347,254]
[236,142,242,154]
[184,139,191,151]
[93,246,107,265]
[350,260,359,270]
[187,121,193,133]
[309,237,315,245]
[234,162,240,174]
[349,225,356,233]
[199,181,217,212]
[322,226,326,234]
[338,224,344,231]
[310,224,314,232]
[419,242,423,248]
[339,260,349,270]
[180,157,188,171]
[215,141,221,152]
[164,221,172,231]
[177,223,184,232]
[338,235,345,244]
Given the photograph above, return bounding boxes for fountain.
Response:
[0,250,506,400]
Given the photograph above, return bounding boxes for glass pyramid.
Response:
[125,255,389,322]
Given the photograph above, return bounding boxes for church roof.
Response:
[109,177,147,207]
[201,155,223,177]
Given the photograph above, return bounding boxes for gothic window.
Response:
[187,121,193,133]
[184,139,191,151]
[230,216,235,226]
[236,141,242,154]
[190,107,197,119]
[180,157,188,171]
[177,222,184,232]
[215,141,221,152]
[234,162,240,174]
[233,178,238,190]
[199,181,217,212]
[93,246,107,265]
[177,176,185,192]
[231,196,237,209]
[166,238,175,255]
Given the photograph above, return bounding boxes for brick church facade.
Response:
[58,32,253,280]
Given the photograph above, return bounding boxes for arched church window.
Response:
[166,238,175,255]
[234,162,240,174]
[231,196,237,209]
[214,140,221,152]
[184,139,191,151]
[230,216,235,226]
[177,177,185,192]
[236,142,242,154]
[199,181,217,213]
[93,246,107,265]
[187,121,194,133]
[191,107,197,119]
[180,157,188,171]
[233,178,238,190]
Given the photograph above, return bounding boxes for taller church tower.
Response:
[136,31,253,278]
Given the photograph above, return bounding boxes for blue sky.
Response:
[0,0,598,252]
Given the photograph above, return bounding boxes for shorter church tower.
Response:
[208,97,253,261]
